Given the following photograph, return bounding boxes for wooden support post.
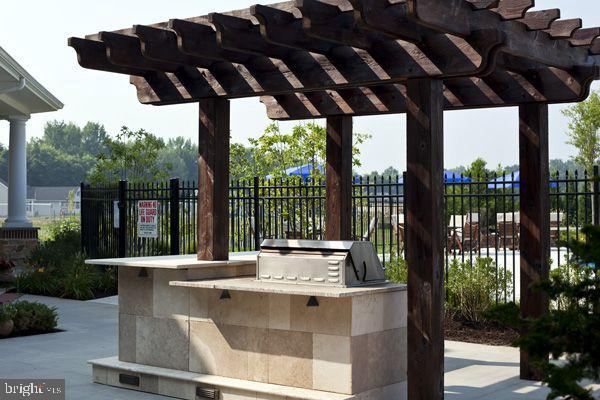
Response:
[406,79,445,400]
[519,103,550,380]
[325,116,353,241]
[198,98,230,261]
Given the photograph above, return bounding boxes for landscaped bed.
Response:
[0,300,59,339]
[444,314,519,346]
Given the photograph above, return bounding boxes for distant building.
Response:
[0,183,79,218]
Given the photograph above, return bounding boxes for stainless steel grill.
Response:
[257,239,386,287]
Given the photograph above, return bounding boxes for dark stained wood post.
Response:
[519,103,550,380]
[405,79,445,400]
[325,116,353,240]
[198,98,230,261]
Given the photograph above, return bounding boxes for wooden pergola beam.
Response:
[491,0,534,21]
[568,28,600,47]
[544,18,582,39]
[517,9,560,31]
[260,66,599,120]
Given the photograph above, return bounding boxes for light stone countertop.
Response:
[169,276,406,298]
[85,252,258,269]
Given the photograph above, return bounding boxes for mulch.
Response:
[444,314,520,347]
[0,293,23,305]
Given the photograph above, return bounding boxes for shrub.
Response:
[11,301,58,334]
[385,257,408,284]
[483,301,521,329]
[15,269,60,297]
[446,257,513,323]
[60,254,97,300]
[518,225,600,400]
[28,217,80,271]
[0,303,17,324]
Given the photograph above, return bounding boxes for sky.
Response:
[0,0,598,174]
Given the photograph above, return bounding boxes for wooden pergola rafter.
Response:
[69,1,600,399]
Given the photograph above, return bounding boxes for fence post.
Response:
[253,176,261,250]
[80,182,86,254]
[118,180,127,258]
[402,171,408,260]
[170,178,181,255]
[594,165,599,226]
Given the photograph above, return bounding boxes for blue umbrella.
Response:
[487,171,558,189]
[444,171,472,183]
[266,163,324,180]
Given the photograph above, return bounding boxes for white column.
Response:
[4,115,32,228]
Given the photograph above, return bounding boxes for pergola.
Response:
[69,0,600,398]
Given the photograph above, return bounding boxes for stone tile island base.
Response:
[86,254,408,400]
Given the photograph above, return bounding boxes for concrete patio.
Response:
[0,295,573,399]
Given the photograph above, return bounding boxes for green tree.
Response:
[244,122,370,180]
[464,157,490,179]
[88,127,172,184]
[563,91,600,174]
[157,137,197,182]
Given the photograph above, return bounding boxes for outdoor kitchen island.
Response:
[86,245,407,400]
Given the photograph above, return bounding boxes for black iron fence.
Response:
[82,166,600,299]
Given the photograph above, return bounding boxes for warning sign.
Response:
[137,200,159,238]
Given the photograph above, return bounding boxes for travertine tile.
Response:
[118,313,136,362]
[313,334,352,394]
[382,290,407,330]
[92,365,108,384]
[351,294,384,336]
[208,290,269,328]
[247,326,270,382]
[153,269,189,319]
[189,288,211,321]
[350,334,369,394]
[118,267,153,316]
[189,321,261,381]
[136,316,189,371]
[268,329,313,389]
[290,296,351,336]
[140,373,159,394]
[351,328,406,392]
[268,293,291,330]
[158,377,195,400]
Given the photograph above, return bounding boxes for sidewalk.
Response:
[0,294,587,399]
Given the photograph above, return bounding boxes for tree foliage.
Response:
[563,91,600,174]
[518,225,600,400]
[88,127,172,185]
[231,122,371,180]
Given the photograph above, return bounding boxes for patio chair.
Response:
[446,214,480,253]
[550,212,565,246]
[353,216,378,242]
[391,214,405,252]
[497,212,520,250]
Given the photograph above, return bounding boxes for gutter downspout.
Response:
[0,77,26,95]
